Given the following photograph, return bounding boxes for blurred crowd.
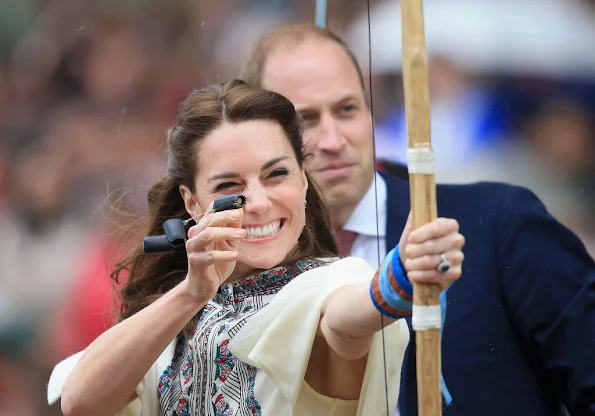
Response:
[0,0,594,414]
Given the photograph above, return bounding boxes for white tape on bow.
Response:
[412,304,442,331]
[407,148,435,174]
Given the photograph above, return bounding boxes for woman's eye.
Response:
[215,182,238,192]
[268,168,289,178]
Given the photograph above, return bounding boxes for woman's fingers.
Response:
[408,218,459,244]
[405,233,465,259]
[406,263,462,288]
[187,249,239,265]
[400,217,465,289]
[404,250,464,272]
[187,208,244,239]
[186,227,246,252]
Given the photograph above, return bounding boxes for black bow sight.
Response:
[143,194,246,254]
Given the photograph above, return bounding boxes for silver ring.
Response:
[437,253,451,273]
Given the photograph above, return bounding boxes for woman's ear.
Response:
[179,185,202,218]
[300,166,309,198]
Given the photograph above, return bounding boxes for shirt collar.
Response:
[342,172,386,237]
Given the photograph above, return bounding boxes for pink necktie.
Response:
[333,230,358,257]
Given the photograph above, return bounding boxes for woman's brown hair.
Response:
[111,80,337,337]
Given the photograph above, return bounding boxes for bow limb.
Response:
[400,0,443,415]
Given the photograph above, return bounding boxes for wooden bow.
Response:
[401,0,443,414]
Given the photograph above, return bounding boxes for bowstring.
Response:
[365,0,391,414]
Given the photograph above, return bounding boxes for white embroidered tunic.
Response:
[47,257,410,416]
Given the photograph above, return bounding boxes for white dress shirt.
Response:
[342,172,388,270]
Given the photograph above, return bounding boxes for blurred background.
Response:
[0,0,593,414]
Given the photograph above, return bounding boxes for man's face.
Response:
[261,38,375,218]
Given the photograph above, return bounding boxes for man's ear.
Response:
[179,185,203,218]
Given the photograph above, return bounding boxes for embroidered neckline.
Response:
[215,257,328,306]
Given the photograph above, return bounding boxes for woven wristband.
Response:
[370,245,413,318]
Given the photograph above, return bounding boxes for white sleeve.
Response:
[228,257,409,416]
[47,340,177,416]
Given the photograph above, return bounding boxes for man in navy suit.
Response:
[242,24,595,415]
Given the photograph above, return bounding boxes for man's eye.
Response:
[299,113,317,124]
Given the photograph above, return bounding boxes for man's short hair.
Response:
[241,23,365,90]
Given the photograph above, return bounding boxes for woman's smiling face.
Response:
[190,119,308,275]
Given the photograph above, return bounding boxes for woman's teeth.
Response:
[244,220,282,239]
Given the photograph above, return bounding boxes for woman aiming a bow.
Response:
[48,80,464,416]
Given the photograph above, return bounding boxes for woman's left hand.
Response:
[398,213,465,290]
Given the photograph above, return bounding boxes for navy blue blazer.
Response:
[378,172,595,416]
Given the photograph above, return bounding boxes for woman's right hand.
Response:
[182,203,246,302]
